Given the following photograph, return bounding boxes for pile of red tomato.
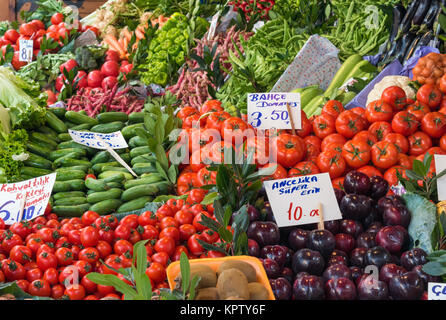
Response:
[174,84,446,195]
[0,191,225,300]
[0,12,99,71]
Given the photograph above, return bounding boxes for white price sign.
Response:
[247,92,301,130]
[428,282,446,300]
[0,173,56,225]
[68,130,128,150]
[435,154,446,201]
[49,101,66,109]
[263,172,342,228]
[18,39,33,63]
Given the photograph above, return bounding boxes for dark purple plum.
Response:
[247,205,260,222]
[325,278,357,300]
[366,222,383,235]
[324,220,340,234]
[247,221,280,246]
[340,219,364,238]
[350,266,363,284]
[340,194,373,221]
[389,271,424,300]
[323,263,352,282]
[269,277,292,300]
[280,246,294,268]
[294,272,310,282]
[307,230,336,258]
[280,267,294,284]
[262,258,281,279]
[334,188,346,205]
[327,250,349,266]
[375,226,406,254]
[400,248,427,271]
[362,207,381,229]
[335,233,355,253]
[382,205,411,228]
[369,176,389,199]
[248,239,260,257]
[357,275,389,300]
[379,264,407,284]
[366,246,392,269]
[288,228,309,251]
[260,245,288,268]
[263,202,275,222]
[350,247,368,268]
[292,249,325,276]
[343,171,371,195]
[412,265,441,288]
[293,275,325,300]
[356,232,376,249]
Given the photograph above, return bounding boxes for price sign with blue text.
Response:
[428,282,446,300]
[247,92,301,130]
[19,39,33,63]
[0,173,56,225]
[263,172,342,228]
[69,130,128,150]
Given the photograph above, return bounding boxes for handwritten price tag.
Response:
[263,172,342,228]
[428,282,446,300]
[247,92,301,130]
[68,130,128,150]
[19,39,33,63]
[0,173,56,225]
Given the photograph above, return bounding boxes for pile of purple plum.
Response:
[247,171,439,300]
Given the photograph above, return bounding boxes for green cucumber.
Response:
[132,163,156,175]
[53,181,70,193]
[130,146,152,159]
[52,203,91,217]
[129,136,148,148]
[92,162,121,174]
[55,197,87,206]
[65,121,77,129]
[29,138,56,151]
[121,123,145,140]
[90,121,125,134]
[53,152,84,167]
[97,112,128,124]
[128,112,144,124]
[45,110,68,133]
[117,196,152,213]
[89,199,122,215]
[106,182,122,189]
[58,133,72,142]
[119,153,131,164]
[49,148,86,161]
[87,190,95,195]
[53,191,85,200]
[56,169,86,181]
[99,171,133,181]
[130,154,155,166]
[30,132,59,149]
[85,177,110,192]
[19,167,52,177]
[123,174,164,189]
[102,166,129,173]
[91,151,111,165]
[38,126,59,139]
[121,184,162,201]
[101,173,126,183]
[70,123,93,131]
[64,179,85,191]
[65,111,99,126]
[57,141,96,156]
[87,188,122,204]
[24,154,53,170]
[26,141,53,159]
[56,166,88,173]
[51,107,66,119]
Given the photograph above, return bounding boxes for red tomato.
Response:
[30,20,45,30]
[288,161,320,177]
[260,163,288,181]
[365,100,393,122]
[4,29,19,43]
[96,240,112,259]
[407,101,430,121]
[408,131,432,156]
[421,112,446,138]
[138,211,158,226]
[87,70,103,88]
[80,226,99,247]
[59,59,78,74]
[221,117,251,145]
[187,234,205,256]
[65,284,86,300]
[335,110,365,138]
[9,245,32,264]
[383,133,410,154]
[381,86,407,111]
[357,165,383,178]
[370,141,399,169]
[78,247,100,264]
[101,60,120,77]
[36,251,57,271]
[313,113,336,139]
[51,13,64,26]
[322,100,344,118]
[54,247,74,266]
[316,150,346,179]
[105,50,120,62]
[342,140,371,168]
[271,133,305,168]
[391,111,419,136]
[417,84,443,109]
[154,236,176,256]
[368,121,393,141]
[75,70,88,88]
[19,23,37,36]
[102,76,118,90]
[321,133,347,151]
[384,166,407,186]
[28,279,51,297]
[120,215,139,229]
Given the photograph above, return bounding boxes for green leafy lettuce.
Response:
[0,129,29,182]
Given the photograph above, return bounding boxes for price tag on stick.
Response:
[68,130,128,149]
[98,136,139,178]
[247,92,301,130]
[263,173,342,228]
[19,39,33,63]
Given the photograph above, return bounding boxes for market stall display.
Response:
[0,0,446,302]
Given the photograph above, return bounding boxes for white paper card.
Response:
[263,172,342,228]
[69,130,128,149]
[247,92,301,130]
[0,173,56,225]
[48,101,66,109]
[428,282,446,300]
[435,154,446,201]
[18,39,33,63]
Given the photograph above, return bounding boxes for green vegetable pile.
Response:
[0,129,29,183]
[75,45,108,72]
[17,53,75,89]
[140,13,209,86]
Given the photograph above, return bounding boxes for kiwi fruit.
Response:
[217,260,257,282]
[195,287,219,300]
[248,282,269,300]
[176,264,217,289]
[217,268,249,300]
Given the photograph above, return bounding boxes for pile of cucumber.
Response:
[21,108,172,217]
